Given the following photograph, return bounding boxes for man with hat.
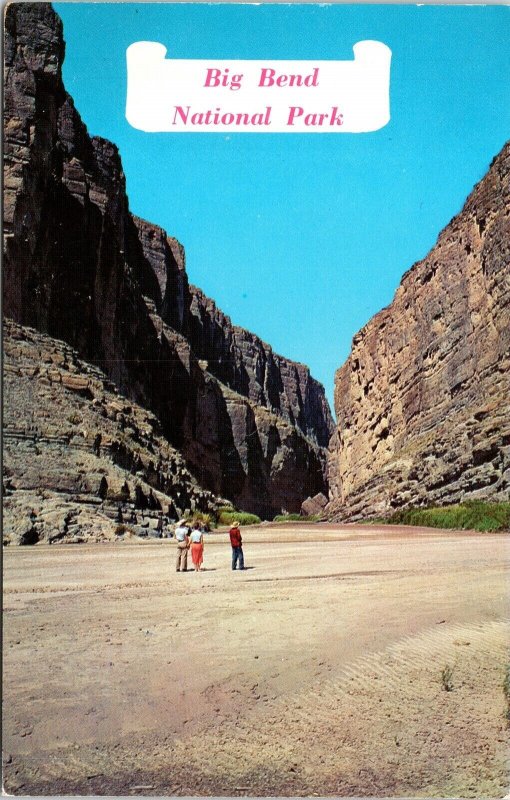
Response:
[175,519,190,572]
[229,520,245,570]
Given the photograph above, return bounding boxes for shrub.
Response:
[217,510,261,526]
[441,664,454,692]
[503,664,510,723]
[273,513,320,522]
[191,511,213,530]
[386,501,510,533]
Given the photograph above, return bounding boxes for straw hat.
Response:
[232,520,240,527]
[177,518,187,526]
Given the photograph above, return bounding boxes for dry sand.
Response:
[3,523,509,797]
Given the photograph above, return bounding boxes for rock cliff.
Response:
[327,143,510,520]
[3,2,333,520]
[3,320,216,545]
[187,286,333,449]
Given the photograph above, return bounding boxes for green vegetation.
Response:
[385,500,510,533]
[441,664,454,692]
[190,511,213,530]
[273,513,320,522]
[217,508,261,527]
[216,505,235,515]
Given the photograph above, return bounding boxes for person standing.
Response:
[230,521,245,570]
[190,522,204,572]
[175,519,190,572]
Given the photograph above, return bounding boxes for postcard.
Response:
[3,1,509,797]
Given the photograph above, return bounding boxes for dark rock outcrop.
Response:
[327,143,510,520]
[3,2,333,519]
[186,286,333,448]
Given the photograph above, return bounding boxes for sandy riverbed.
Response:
[3,523,509,797]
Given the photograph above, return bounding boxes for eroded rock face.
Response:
[3,320,216,545]
[327,143,510,520]
[3,2,333,518]
[187,287,333,448]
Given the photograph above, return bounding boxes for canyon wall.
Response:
[3,2,333,519]
[327,143,510,520]
[3,320,215,545]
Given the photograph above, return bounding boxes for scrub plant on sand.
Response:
[441,664,454,692]
[503,664,510,723]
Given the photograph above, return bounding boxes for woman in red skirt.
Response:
[189,523,204,571]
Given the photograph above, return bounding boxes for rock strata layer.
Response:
[3,320,215,545]
[327,143,510,520]
[3,2,333,520]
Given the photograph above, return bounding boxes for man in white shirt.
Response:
[175,519,190,572]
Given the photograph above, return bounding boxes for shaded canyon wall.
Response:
[3,2,333,518]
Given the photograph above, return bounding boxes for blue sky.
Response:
[55,3,510,411]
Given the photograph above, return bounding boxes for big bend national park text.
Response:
[172,66,344,129]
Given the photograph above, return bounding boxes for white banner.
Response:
[126,40,391,134]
